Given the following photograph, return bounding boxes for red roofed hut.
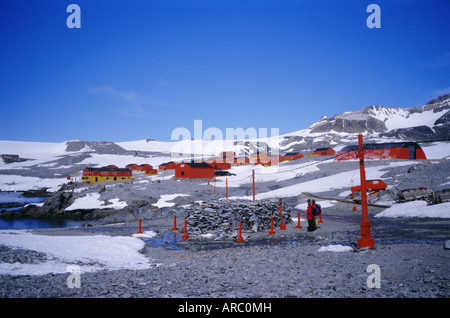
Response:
[255,155,280,167]
[234,156,250,165]
[282,152,304,162]
[211,161,232,170]
[175,162,215,179]
[312,147,335,156]
[158,161,178,171]
[138,164,153,171]
[144,168,158,176]
[335,142,427,161]
[126,163,140,170]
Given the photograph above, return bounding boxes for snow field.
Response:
[65,193,127,211]
[0,230,154,276]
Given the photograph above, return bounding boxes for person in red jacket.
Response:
[306,199,317,232]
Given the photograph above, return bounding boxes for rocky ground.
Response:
[0,198,449,299]
[0,158,449,302]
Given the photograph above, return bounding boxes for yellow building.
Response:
[81,167,132,183]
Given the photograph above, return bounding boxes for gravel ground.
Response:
[1,200,449,299]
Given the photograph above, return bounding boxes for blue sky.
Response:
[0,0,449,143]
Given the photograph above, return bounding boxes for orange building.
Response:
[126,163,140,170]
[282,152,304,161]
[158,161,178,170]
[211,162,232,170]
[144,168,158,176]
[312,147,335,156]
[234,156,250,165]
[138,164,153,171]
[175,162,215,179]
[335,142,427,161]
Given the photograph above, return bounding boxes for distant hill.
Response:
[279,94,450,153]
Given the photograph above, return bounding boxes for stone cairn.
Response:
[185,200,292,238]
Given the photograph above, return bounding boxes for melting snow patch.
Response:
[375,201,450,218]
[0,230,152,275]
[132,230,158,239]
[66,193,127,211]
[318,244,353,252]
[152,194,189,208]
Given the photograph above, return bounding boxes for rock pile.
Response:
[185,200,292,237]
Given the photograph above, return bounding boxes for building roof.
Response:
[339,142,423,152]
[284,152,302,156]
[85,167,131,172]
[160,161,175,165]
[183,162,214,169]
[314,147,333,151]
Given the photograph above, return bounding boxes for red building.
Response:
[282,152,304,161]
[175,162,215,179]
[234,156,250,165]
[144,168,158,176]
[138,164,153,171]
[211,161,232,170]
[255,156,280,166]
[335,142,427,161]
[126,163,140,170]
[158,161,178,171]
[312,147,335,156]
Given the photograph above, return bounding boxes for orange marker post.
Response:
[226,178,228,199]
[182,220,189,240]
[269,216,276,235]
[172,215,179,231]
[296,212,302,229]
[137,218,143,234]
[318,211,323,224]
[236,221,244,243]
[279,199,286,230]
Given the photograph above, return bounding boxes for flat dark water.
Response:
[0,191,82,229]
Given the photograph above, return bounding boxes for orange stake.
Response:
[226,178,228,199]
[172,215,179,231]
[279,199,286,230]
[296,212,302,229]
[318,211,323,224]
[236,221,244,243]
[357,133,375,249]
[269,216,276,235]
[137,218,143,234]
[182,220,189,240]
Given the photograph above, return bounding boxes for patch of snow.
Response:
[0,230,153,275]
[152,194,189,208]
[318,244,353,252]
[65,193,127,211]
[132,230,158,239]
[375,201,450,218]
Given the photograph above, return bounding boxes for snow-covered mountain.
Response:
[279,94,450,153]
